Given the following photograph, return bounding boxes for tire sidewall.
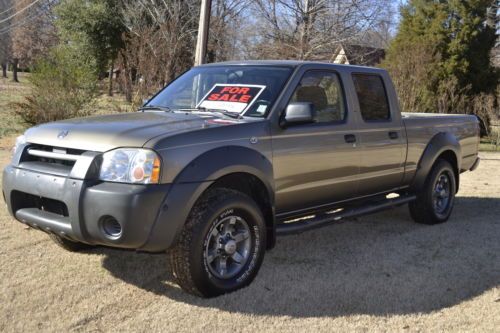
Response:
[426,161,456,221]
[189,194,266,296]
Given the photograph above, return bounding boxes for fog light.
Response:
[100,216,122,239]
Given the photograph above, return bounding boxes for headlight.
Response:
[12,135,26,156]
[99,149,161,184]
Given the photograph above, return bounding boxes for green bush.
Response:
[14,46,99,125]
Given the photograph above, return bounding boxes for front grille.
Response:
[21,144,87,167]
[11,191,69,217]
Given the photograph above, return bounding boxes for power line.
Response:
[0,9,39,35]
[0,2,15,18]
[0,0,45,25]
[0,0,54,35]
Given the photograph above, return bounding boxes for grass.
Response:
[479,143,500,152]
[480,140,500,152]
[0,72,30,139]
[0,150,499,331]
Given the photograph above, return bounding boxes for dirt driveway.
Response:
[0,151,499,332]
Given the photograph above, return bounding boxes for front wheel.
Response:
[409,159,456,225]
[167,188,266,297]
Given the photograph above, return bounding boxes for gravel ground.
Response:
[0,151,499,332]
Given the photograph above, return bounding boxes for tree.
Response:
[9,0,58,82]
[119,0,199,103]
[14,45,99,124]
[249,0,395,60]
[383,0,499,114]
[55,0,126,96]
[207,0,248,62]
[0,0,13,78]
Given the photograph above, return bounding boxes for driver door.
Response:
[271,70,361,215]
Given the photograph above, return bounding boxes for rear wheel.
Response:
[49,234,94,252]
[409,159,456,225]
[167,188,266,297]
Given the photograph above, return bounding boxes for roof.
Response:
[198,60,381,70]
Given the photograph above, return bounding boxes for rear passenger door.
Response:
[351,73,406,196]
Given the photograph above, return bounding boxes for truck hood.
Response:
[24,112,240,152]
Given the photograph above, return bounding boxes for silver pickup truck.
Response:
[3,61,480,297]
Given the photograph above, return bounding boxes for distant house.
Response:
[331,44,386,67]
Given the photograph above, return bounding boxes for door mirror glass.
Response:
[282,102,315,126]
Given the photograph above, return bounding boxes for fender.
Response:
[175,146,275,197]
[140,146,275,252]
[411,132,461,192]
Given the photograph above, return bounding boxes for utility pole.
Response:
[194,0,212,66]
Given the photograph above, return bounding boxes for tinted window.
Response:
[352,74,390,121]
[290,71,345,123]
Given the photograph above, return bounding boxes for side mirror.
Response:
[281,102,315,127]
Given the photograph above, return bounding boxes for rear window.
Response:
[352,74,390,121]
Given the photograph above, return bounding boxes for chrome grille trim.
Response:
[27,149,82,162]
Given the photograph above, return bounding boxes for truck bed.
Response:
[402,113,479,181]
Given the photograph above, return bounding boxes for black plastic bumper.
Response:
[3,165,174,250]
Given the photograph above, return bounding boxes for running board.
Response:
[276,194,416,236]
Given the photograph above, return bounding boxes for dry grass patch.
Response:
[0,151,499,332]
[0,73,30,140]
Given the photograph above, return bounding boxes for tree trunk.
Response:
[12,58,19,82]
[1,62,7,78]
[108,60,114,97]
[121,52,133,103]
[299,0,310,60]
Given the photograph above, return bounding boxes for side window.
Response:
[290,71,346,123]
[352,74,390,121]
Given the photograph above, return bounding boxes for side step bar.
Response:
[276,194,416,236]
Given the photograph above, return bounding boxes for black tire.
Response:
[49,234,94,252]
[167,188,266,297]
[409,159,456,225]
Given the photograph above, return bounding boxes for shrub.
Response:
[14,46,99,125]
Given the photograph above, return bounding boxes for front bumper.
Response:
[3,164,171,250]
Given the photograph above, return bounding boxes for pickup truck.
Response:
[3,61,480,297]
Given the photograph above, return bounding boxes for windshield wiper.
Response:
[178,107,242,119]
[138,105,171,112]
[219,110,243,119]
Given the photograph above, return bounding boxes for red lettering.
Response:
[204,86,260,105]
[239,95,251,103]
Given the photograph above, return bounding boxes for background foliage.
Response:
[14,46,98,124]
[0,0,498,134]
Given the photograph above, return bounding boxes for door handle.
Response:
[388,131,399,140]
[344,134,356,143]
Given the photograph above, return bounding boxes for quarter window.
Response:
[352,74,390,121]
[290,71,346,123]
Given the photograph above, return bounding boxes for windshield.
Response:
[146,66,294,118]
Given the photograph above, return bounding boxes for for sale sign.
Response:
[197,84,266,113]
